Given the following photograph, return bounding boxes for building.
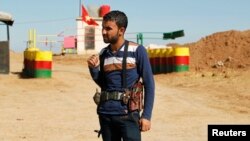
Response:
[0,11,14,74]
[76,17,107,54]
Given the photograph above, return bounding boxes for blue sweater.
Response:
[89,41,155,120]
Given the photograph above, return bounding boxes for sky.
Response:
[1,0,250,53]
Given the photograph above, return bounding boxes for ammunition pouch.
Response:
[127,81,144,112]
[93,88,101,105]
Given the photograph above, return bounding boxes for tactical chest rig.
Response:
[93,40,144,112]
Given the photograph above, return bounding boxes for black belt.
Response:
[100,91,124,102]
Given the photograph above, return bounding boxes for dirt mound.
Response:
[185,30,250,71]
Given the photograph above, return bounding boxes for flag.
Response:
[81,4,99,26]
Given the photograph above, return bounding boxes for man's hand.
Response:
[139,118,151,132]
[87,54,100,68]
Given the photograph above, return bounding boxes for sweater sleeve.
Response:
[88,47,107,89]
[136,45,155,120]
[89,66,102,88]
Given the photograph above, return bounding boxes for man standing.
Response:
[87,10,155,141]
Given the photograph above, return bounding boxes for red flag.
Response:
[81,5,99,26]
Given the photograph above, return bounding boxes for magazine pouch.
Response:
[128,81,144,111]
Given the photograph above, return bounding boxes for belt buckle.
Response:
[101,91,125,101]
[122,90,130,104]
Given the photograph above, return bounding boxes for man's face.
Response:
[102,20,122,44]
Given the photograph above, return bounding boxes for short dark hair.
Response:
[103,10,128,29]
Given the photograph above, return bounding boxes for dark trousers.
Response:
[99,111,141,141]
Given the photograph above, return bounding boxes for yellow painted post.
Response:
[28,29,38,49]
[160,48,167,73]
[29,29,32,48]
[154,48,161,74]
[33,29,36,48]
[149,49,156,74]
[166,47,173,73]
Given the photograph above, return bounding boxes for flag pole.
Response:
[79,0,82,17]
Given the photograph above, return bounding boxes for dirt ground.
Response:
[0,30,250,141]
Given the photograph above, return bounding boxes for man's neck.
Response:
[110,39,125,52]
